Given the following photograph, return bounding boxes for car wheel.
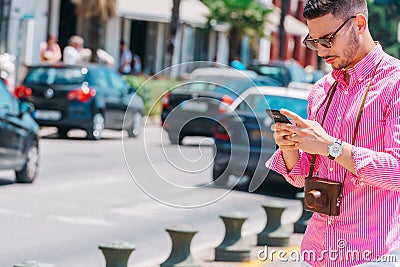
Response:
[212,165,229,186]
[87,113,104,140]
[58,127,69,138]
[15,141,39,183]
[128,111,142,138]
[168,133,184,145]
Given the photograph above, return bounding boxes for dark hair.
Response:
[47,34,56,42]
[303,0,368,20]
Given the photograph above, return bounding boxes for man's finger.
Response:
[278,144,299,150]
[280,108,306,126]
[275,123,301,135]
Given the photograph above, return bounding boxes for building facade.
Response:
[0,0,321,84]
[268,0,318,67]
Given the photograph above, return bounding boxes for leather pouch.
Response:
[304,177,342,216]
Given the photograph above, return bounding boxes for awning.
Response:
[266,6,308,37]
[117,0,210,27]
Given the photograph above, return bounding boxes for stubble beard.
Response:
[331,28,360,70]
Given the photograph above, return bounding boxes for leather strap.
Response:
[308,81,338,178]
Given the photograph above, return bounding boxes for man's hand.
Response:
[276,109,335,156]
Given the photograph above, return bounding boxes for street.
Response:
[0,122,302,267]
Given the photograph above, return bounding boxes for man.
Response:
[40,34,62,63]
[63,35,85,65]
[266,0,400,266]
[119,40,132,75]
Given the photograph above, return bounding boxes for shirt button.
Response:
[344,91,349,95]
[328,220,332,225]
[329,168,334,172]
[338,116,342,120]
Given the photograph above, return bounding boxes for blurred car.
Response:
[248,60,313,87]
[0,77,40,183]
[15,65,144,140]
[161,67,282,144]
[211,85,309,188]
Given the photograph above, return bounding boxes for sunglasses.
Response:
[303,16,356,51]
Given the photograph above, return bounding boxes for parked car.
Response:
[0,77,40,183]
[248,60,313,88]
[15,65,144,140]
[211,85,309,189]
[161,67,282,144]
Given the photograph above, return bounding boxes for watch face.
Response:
[329,142,343,157]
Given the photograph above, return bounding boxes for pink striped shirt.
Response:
[266,43,400,266]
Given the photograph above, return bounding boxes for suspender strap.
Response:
[308,81,338,178]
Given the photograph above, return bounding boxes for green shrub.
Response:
[123,75,181,116]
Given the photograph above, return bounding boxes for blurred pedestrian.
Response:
[40,34,62,64]
[133,52,142,75]
[230,55,246,70]
[63,35,85,65]
[119,40,132,75]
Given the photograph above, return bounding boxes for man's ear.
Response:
[354,14,367,33]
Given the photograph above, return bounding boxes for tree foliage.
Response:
[72,0,117,62]
[73,0,117,20]
[368,0,400,58]
[203,0,272,36]
[202,0,272,59]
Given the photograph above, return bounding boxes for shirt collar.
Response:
[331,42,384,86]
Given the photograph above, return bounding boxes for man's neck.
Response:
[344,38,376,84]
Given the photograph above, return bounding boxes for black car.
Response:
[15,65,144,140]
[0,78,40,183]
[161,67,282,144]
[212,86,309,190]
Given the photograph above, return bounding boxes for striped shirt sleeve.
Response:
[265,149,312,188]
[352,71,400,191]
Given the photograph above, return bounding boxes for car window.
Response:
[254,77,283,87]
[87,68,110,89]
[237,94,308,118]
[25,67,85,85]
[257,66,288,85]
[108,70,128,94]
[0,80,19,114]
[177,76,256,98]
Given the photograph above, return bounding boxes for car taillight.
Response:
[218,95,234,113]
[67,85,96,102]
[15,85,32,99]
[212,124,230,140]
[162,92,170,109]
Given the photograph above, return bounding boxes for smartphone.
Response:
[266,109,291,123]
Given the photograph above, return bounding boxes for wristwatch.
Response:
[328,139,343,160]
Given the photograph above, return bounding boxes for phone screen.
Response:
[266,109,291,123]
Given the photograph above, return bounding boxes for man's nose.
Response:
[317,44,330,57]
